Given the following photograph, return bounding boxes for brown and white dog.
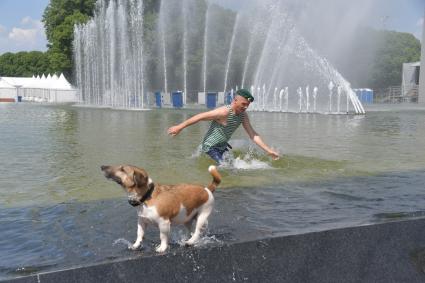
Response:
[101,164,221,253]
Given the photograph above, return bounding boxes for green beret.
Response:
[236,89,254,102]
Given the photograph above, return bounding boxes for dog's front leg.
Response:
[131,216,146,250]
[155,218,170,253]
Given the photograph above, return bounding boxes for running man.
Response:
[167,89,279,164]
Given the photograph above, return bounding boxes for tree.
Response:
[369,30,421,89]
[47,11,90,76]
[42,0,96,79]
[328,28,421,90]
[43,0,96,47]
[0,51,51,77]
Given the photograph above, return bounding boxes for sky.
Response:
[0,0,49,54]
[365,0,424,40]
[0,0,423,55]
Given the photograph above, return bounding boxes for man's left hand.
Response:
[268,150,280,160]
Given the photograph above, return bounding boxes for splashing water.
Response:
[220,148,273,170]
[113,238,133,249]
[191,144,274,170]
[221,154,272,170]
[171,226,223,248]
[193,234,223,247]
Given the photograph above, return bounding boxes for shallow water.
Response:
[1,103,425,279]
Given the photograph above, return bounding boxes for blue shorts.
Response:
[206,147,228,164]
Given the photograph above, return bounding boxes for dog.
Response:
[101,164,221,253]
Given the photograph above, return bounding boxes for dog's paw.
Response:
[129,242,141,250]
[155,244,168,253]
[184,239,195,246]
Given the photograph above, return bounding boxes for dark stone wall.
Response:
[5,218,425,283]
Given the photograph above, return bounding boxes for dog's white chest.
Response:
[137,205,160,223]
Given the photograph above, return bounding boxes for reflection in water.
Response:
[1,103,425,279]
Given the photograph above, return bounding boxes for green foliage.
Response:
[43,1,95,79]
[0,51,52,77]
[48,11,90,77]
[42,0,96,47]
[370,30,421,89]
[334,28,421,89]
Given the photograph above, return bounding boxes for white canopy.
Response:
[0,78,15,89]
[0,73,74,90]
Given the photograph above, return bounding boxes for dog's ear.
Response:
[133,169,148,188]
[148,179,155,191]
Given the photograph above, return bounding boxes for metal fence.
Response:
[20,88,77,103]
[374,85,418,103]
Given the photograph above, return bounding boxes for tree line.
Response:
[0,0,96,80]
[0,0,421,90]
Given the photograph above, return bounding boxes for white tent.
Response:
[0,74,77,103]
[57,73,73,90]
[0,78,17,101]
[1,77,33,88]
[0,78,15,89]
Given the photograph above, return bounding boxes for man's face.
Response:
[233,95,251,114]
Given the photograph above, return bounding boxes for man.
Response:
[168,89,279,164]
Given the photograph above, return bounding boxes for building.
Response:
[419,9,425,104]
[402,61,420,101]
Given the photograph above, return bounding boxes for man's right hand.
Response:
[167,125,182,136]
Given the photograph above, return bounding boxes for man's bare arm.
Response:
[242,113,279,160]
[168,106,228,136]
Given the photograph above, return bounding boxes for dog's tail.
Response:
[207,165,221,193]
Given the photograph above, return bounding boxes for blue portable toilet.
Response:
[172,91,183,108]
[225,92,232,105]
[365,89,374,103]
[356,88,374,104]
[155,91,162,108]
[206,92,217,109]
[360,89,366,103]
[363,89,369,103]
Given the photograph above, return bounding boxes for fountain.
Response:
[159,0,168,97]
[74,0,365,114]
[182,0,188,104]
[74,0,146,109]
[202,2,211,94]
[337,85,342,113]
[284,86,289,112]
[241,22,260,89]
[272,87,278,111]
[313,86,318,112]
[305,86,310,112]
[223,14,239,94]
[297,87,303,113]
[328,81,334,113]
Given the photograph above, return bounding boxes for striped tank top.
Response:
[201,105,244,152]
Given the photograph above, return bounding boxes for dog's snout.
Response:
[101,165,109,171]
[128,199,141,207]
